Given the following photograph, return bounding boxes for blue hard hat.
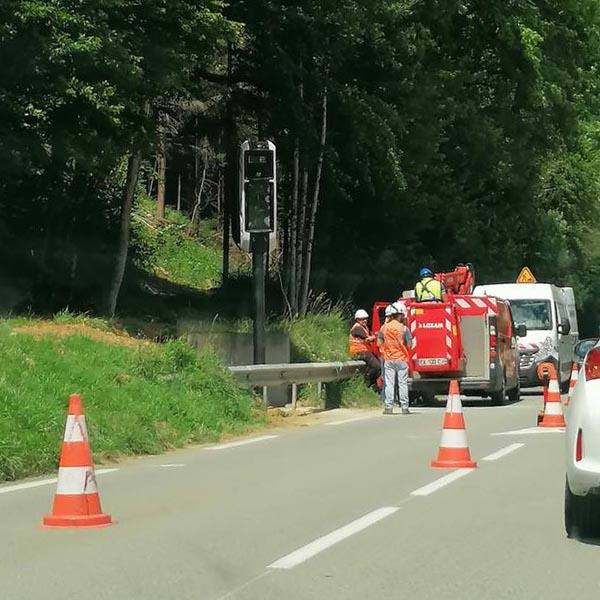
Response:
[419,267,433,278]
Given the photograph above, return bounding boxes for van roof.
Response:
[473,283,557,301]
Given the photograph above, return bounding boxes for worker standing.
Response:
[415,267,447,302]
[380,302,412,414]
[348,309,380,386]
[377,304,394,401]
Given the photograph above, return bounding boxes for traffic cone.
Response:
[538,373,566,428]
[43,394,112,528]
[537,381,548,425]
[565,363,578,407]
[431,380,477,469]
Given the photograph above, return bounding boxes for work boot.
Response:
[383,407,393,415]
[401,407,410,415]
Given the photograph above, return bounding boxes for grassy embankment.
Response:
[0,201,375,482]
[0,315,264,482]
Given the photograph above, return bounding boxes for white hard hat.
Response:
[393,302,406,315]
[354,309,369,320]
[385,304,398,317]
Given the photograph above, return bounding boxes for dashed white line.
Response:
[159,463,185,468]
[0,468,119,495]
[492,427,564,436]
[268,506,399,569]
[482,443,524,461]
[206,435,278,450]
[410,469,474,497]
[326,415,376,426]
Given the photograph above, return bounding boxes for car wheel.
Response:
[490,377,507,406]
[565,478,600,540]
[507,380,521,403]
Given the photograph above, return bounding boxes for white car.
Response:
[565,343,600,538]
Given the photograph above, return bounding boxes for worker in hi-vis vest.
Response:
[348,309,380,386]
[378,302,412,415]
[415,267,447,302]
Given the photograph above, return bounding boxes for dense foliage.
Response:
[2,1,600,330]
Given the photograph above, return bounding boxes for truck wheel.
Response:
[507,380,521,404]
[565,478,600,540]
[490,378,507,406]
[420,392,436,405]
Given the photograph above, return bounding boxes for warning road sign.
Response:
[516,267,537,284]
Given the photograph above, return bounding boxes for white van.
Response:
[472,283,579,389]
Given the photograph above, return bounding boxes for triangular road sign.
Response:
[516,266,537,284]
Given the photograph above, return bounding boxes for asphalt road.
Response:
[2,393,598,600]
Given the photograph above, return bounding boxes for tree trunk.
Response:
[222,41,236,283]
[295,167,309,311]
[288,138,300,314]
[105,153,142,317]
[156,143,166,219]
[300,88,328,317]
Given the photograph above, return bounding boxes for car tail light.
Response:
[489,325,497,360]
[576,429,583,462]
[584,347,600,380]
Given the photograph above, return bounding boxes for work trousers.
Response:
[354,352,381,387]
[384,360,409,409]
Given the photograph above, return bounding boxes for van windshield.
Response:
[509,299,552,331]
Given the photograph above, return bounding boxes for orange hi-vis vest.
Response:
[348,323,372,356]
[381,319,410,361]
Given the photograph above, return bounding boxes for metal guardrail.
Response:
[228,361,366,408]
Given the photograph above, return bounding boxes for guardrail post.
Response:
[262,386,268,407]
[317,381,322,400]
[291,383,298,410]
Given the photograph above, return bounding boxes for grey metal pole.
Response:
[252,233,268,365]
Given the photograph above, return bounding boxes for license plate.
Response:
[416,358,449,366]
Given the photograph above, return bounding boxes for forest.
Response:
[2,1,600,332]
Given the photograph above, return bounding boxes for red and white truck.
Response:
[371,265,526,404]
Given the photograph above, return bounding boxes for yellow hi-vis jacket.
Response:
[415,277,443,302]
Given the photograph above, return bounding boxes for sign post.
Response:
[236,140,277,366]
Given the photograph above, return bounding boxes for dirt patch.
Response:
[14,322,151,348]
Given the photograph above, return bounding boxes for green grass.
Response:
[284,311,348,361]
[283,310,380,407]
[131,196,249,291]
[0,319,265,482]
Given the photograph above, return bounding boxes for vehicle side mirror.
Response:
[558,320,571,335]
[516,323,527,338]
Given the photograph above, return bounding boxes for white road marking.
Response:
[206,435,278,450]
[492,427,565,436]
[159,463,185,468]
[268,506,399,569]
[326,415,376,426]
[0,468,119,495]
[482,443,524,461]
[410,469,474,496]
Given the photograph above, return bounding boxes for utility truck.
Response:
[372,265,525,404]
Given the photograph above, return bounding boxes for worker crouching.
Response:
[348,309,380,387]
[379,302,412,415]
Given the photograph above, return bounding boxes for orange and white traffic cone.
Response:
[43,394,112,528]
[565,363,578,407]
[537,380,548,425]
[538,373,566,428]
[431,380,477,469]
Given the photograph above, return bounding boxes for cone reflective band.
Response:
[538,375,566,428]
[431,380,477,469]
[565,363,578,407]
[43,394,112,528]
